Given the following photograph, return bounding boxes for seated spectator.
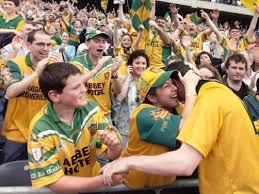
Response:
[28,62,123,193]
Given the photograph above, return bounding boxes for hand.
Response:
[60,43,66,49]
[149,20,159,30]
[35,58,49,76]
[138,24,144,32]
[112,57,123,75]
[169,4,179,14]
[256,4,259,13]
[11,35,23,51]
[151,0,156,7]
[100,157,130,186]
[180,70,200,96]
[200,10,210,20]
[98,129,120,147]
[109,173,127,186]
[181,35,192,48]
[126,65,133,78]
[48,51,63,63]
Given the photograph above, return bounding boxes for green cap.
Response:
[85,29,110,41]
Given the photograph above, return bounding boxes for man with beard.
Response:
[1,30,62,163]
[71,30,122,123]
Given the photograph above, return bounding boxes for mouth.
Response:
[96,49,103,53]
[170,95,178,100]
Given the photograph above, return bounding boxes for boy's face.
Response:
[57,74,87,108]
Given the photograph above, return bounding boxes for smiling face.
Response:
[27,32,51,62]
[121,34,132,49]
[132,56,147,77]
[148,79,180,110]
[230,28,241,40]
[55,74,87,108]
[61,32,69,44]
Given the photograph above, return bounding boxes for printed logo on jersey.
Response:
[150,109,169,121]
[32,147,43,162]
[104,72,110,80]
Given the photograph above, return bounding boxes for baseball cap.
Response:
[85,29,110,41]
[137,67,179,102]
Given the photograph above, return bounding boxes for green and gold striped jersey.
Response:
[71,54,114,115]
[28,100,108,188]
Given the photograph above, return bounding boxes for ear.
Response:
[26,42,32,51]
[146,94,158,104]
[48,90,60,103]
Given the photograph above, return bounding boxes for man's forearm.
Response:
[156,28,171,45]
[5,72,38,98]
[49,175,105,193]
[127,143,202,176]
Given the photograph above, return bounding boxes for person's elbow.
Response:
[5,86,17,98]
[178,161,197,176]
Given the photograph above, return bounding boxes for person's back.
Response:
[178,81,259,194]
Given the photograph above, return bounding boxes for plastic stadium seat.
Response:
[0,160,31,186]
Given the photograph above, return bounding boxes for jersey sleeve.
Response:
[177,94,222,158]
[3,60,22,90]
[136,107,181,148]
[28,126,64,188]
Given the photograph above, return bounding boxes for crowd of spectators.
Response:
[0,0,258,193]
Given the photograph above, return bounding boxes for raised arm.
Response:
[246,4,259,38]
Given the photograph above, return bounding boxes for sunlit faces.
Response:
[61,32,70,44]
[121,34,132,49]
[230,29,241,40]
[3,1,17,14]
[27,33,51,61]
[131,56,147,77]
[199,53,212,66]
[226,61,246,81]
[151,79,180,109]
[187,23,197,36]
[55,74,87,108]
[155,18,166,29]
[87,35,107,58]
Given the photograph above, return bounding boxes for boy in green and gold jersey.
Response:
[28,62,123,193]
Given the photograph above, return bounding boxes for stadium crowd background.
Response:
[0,0,259,193]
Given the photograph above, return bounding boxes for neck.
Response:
[53,103,75,125]
[5,12,16,19]
[30,55,41,69]
[245,67,252,77]
[227,77,242,91]
[133,74,140,81]
[89,52,101,67]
